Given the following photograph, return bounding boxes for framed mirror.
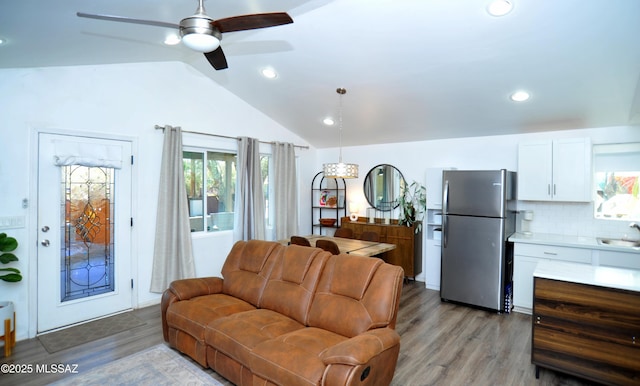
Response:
[363,164,406,211]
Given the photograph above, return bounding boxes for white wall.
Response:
[317,125,640,285]
[0,62,316,341]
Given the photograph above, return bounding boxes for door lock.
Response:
[41,225,50,232]
[41,239,50,247]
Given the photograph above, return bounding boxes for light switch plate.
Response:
[0,216,26,230]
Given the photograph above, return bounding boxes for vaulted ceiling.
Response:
[2,0,639,148]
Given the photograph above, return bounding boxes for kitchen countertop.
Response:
[509,232,640,254]
[534,260,640,292]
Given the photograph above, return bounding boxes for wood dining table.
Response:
[281,234,396,257]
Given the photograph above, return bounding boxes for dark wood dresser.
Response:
[532,262,640,385]
[340,217,422,279]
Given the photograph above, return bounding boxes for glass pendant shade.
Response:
[323,162,359,179]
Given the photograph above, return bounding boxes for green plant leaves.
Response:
[0,252,18,264]
[0,233,18,252]
[0,268,23,282]
[0,232,22,282]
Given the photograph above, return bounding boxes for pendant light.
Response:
[323,88,359,179]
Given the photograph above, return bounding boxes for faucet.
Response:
[631,223,640,232]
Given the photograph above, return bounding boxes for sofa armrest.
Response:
[169,276,223,300]
[321,328,400,366]
[161,277,223,342]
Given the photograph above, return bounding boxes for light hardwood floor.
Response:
[1,282,594,386]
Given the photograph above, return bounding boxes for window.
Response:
[183,149,272,233]
[593,143,640,220]
[183,150,237,232]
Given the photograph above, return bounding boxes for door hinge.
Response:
[131,279,134,289]
[131,155,134,165]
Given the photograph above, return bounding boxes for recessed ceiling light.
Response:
[0,37,6,45]
[487,0,513,16]
[510,90,530,102]
[323,117,335,126]
[261,68,278,79]
[164,35,181,45]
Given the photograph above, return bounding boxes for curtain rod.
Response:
[154,125,309,149]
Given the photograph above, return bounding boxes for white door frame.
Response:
[27,128,139,338]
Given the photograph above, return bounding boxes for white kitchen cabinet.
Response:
[424,168,451,290]
[596,250,640,270]
[517,138,591,202]
[513,243,592,314]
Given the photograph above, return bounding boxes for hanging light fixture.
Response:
[323,88,359,179]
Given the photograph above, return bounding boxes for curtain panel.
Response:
[273,142,298,240]
[150,126,195,293]
[234,137,266,241]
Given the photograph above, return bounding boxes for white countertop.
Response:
[534,260,640,292]
[509,232,640,254]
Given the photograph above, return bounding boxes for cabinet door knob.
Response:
[535,316,541,324]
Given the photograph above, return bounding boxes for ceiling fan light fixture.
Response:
[180,16,221,52]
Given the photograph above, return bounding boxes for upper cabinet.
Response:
[517,138,592,202]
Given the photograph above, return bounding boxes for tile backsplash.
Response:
[515,201,638,240]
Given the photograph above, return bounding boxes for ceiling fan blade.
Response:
[214,12,293,33]
[77,12,180,30]
[204,47,228,70]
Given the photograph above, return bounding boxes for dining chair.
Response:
[360,231,380,242]
[290,236,311,247]
[315,239,341,255]
[333,228,354,239]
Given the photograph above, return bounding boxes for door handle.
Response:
[41,239,50,247]
[442,180,449,248]
[41,225,50,232]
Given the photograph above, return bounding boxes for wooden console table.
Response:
[532,261,640,385]
[340,217,422,279]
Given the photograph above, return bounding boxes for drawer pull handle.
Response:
[536,316,541,324]
[543,252,557,255]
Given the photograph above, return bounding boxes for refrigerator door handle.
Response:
[442,180,449,248]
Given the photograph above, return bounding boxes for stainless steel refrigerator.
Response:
[440,169,516,312]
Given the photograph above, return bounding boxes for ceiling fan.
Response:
[77,0,293,70]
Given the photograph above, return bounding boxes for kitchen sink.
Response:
[597,237,640,249]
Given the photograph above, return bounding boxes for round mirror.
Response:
[363,164,406,211]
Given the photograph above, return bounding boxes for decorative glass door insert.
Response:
[61,165,115,302]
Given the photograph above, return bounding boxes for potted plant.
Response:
[398,181,426,233]
[0,233,22,282]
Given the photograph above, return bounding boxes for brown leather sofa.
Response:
[161,239,404,386]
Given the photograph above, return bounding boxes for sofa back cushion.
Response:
[259,245,330,325]
[221,240,282,307]
[307,255,404,337]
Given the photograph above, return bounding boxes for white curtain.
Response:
[150,126,195,293]
[234,137,266,241]
[273,142,298,240]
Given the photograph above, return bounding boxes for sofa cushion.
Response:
[250,327,347,386]
[259,245,330,324]
[221,240,282,306]
[308,255,404,337]
[205,309,305,369]
[166,293,256,342]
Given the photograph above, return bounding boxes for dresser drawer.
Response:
[514,243,591,263]
[532,277,640,385]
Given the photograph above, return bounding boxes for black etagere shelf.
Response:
[311,171,346,234]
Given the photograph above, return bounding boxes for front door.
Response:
[37,132,133,332]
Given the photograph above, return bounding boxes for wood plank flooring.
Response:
[1,282,595,386]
